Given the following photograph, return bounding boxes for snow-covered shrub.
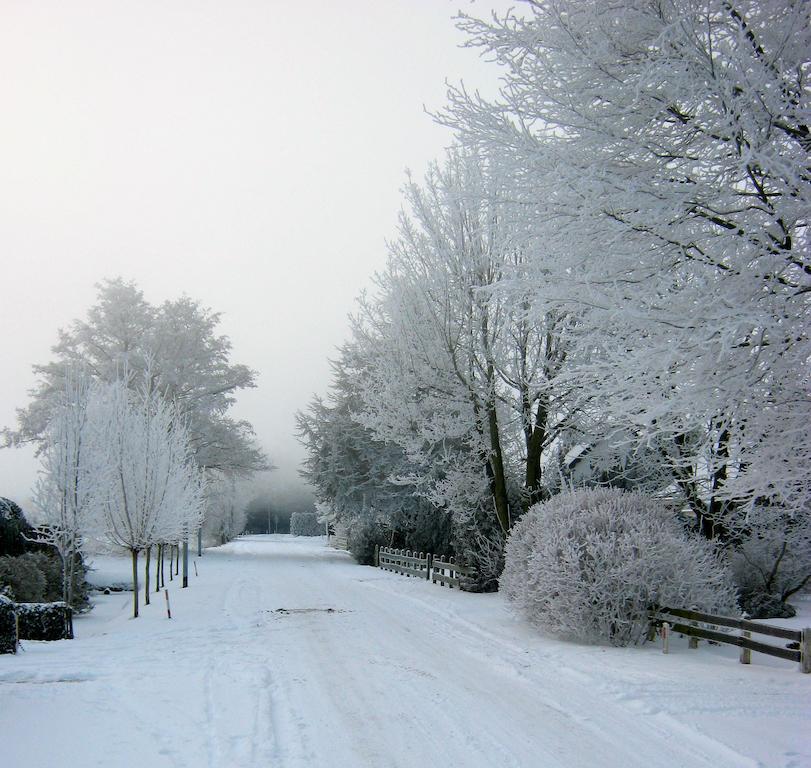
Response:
[16,602,73,641]
[501,489,737,646]
[289,512,322,537]
[0,594,16,654]
[729,506,811,619]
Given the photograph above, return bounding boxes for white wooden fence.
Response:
[376,546,474,590]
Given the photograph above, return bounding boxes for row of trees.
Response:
[299,0,810,611]
[34,370,205,617]
[5,279,268,617]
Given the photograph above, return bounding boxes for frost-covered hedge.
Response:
[501,489,737,646]
[0,594,17,653]
[16,602,73,641]
[290,512,322,537]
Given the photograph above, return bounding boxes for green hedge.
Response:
[0,594,16,654]
[16,602,73,641]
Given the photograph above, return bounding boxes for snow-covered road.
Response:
[1,536,808,768]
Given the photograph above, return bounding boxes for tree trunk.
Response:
[131,549,139,618]
[155,544,161,592]
[144,546,151,606]
[169,545,174,581]
[60,550,70,607]
[486,397,510,534]
[197,528,203,557]
[182,539,189,588]
[524,398,548,509]
[175,545,180,576]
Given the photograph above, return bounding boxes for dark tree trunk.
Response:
[144,546,151,606]
[485,388,510,533]
[131,549,139,618]
[524,397,548,509]
[155,544,161,592]
[182,540,189,588]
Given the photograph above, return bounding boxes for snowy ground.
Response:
[1,535,808,768]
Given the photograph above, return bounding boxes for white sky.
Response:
[0,0,510,508]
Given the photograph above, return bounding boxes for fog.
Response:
[0,0,508,508]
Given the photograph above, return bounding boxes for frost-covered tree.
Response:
[440,0,810,530]
[31,369,106,608]
[203,476,249,545]
[354,148,576,538]
[296,344,450,560]
[93,378,205,617]
[6,278,267,478]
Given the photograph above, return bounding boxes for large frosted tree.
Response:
[6,278,267,478]
[353,148,576,537]
[439,0,810,529]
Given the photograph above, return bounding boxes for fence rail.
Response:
[376,547,473,590]
[651,606,810,673]
[430,555,474,589]
[379,548,430,579]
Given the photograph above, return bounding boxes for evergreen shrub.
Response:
[347,518,387,565]
[0,553,47,602]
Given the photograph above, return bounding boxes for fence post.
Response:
[802,628,811,674]
[662,622,670,654]
[740,630,751,665]
[426,553,432,580]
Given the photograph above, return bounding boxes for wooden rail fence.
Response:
[375,547,474,590]
[651,606,810,673]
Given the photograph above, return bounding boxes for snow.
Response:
[1,535,808,767]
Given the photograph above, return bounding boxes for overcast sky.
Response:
[0,0,510,508]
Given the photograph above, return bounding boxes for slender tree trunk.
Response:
[198,528,203,557]
[155,544,161,592]
[61,550,70,607]
[66,550,77,610]
[131,549,139,618]
[144,546,151,606]
[175,545,179,576]
[169,545,174,581]
[182,539,189,588]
